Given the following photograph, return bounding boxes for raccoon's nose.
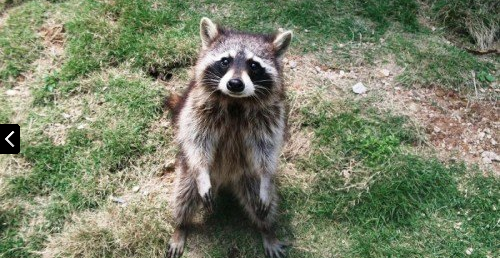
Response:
[227,79,244,93]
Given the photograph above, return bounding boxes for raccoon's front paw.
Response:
[201,188,215,213]
[255,198,271,220]
[263,239,289,258]
[166,241,185,258]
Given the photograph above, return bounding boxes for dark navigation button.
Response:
[1,124,20,154]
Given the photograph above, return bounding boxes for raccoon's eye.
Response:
[220,58,230,68]
[249,61,261,72]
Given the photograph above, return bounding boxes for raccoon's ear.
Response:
[200,17,219,49]
[273,30,293,57]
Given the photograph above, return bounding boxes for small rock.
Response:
[5,89,17,96]
[132,186,140,193]
[323,71,335,80]
[352,82,367,94]
[481,151,500,163]
[341,169,351,180]
[478,132,485,140]
[77,124,86,129]
[315,66,321,73]
[110,196,125,204]
[304,29,309,33]
[289,61,297,69]
[339,70,345,77]
[377,69,390,77]
[465,247,473,256]
[338,43,345,48]
[160,121,170,128]
[434,126,441,133]
[62,113,71,119]
[454,222,462,230]
[491,139,497,146]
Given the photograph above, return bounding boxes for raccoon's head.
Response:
[195,17,292,99]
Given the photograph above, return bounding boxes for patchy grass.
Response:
[43,202,173,258]
[60,0,198,81]
[0,0,498,258]
[0,204,31,258]
[277,100,498,257]
[426,0,499,50]
[0,97,11,123]
[387,34,495,90]
[2,72,165,256]
[0,0,47,85]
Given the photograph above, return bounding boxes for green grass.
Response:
[0,97,11,123]
[60,0,198,81]
[2,75,165,256]
[277,102,498,257]
[425,0,499,49]
[387,34,495,90]
[12,76,164,195]
[0,0,498,257]
[0,0,47,85]
[0,205,31,258]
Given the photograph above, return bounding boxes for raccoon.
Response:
[166,17,292,258]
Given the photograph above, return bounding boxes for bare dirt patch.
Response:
[411,88,499,174]
[284,53,499,175]
[36,18,65,73]
[39,20,65,55]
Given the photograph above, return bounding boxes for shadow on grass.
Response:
[188,190,310,258]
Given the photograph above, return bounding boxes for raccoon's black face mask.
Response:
[195,18,292,99]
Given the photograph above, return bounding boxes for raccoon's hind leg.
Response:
[167,169,200,258]
[235,176,288,258]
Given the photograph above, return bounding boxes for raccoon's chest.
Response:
[210,104,252,180]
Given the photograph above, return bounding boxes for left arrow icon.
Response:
[5,131,14,147]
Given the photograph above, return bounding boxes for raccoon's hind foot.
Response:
[262,231,289,258]
[201,188,215,214]
[166,227,187,258]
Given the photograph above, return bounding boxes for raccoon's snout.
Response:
[227,78,244,93]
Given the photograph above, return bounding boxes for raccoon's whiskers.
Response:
[250,93,266,107]
[204,70,223,79]
[204,88,220,101]
[254,85,272,95]
[201,79,221,84]
[252,79,274,83]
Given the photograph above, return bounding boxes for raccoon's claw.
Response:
[166,242,184,258]
[264,240,289,258]
[201,188,215,213]
[255,199,271,220]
